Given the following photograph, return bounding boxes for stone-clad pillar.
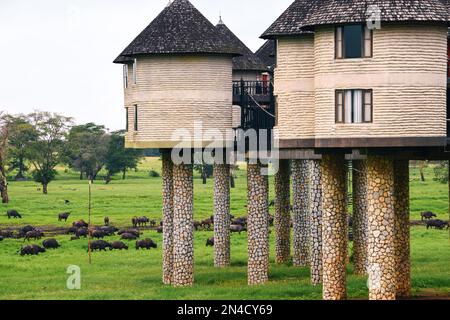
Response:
[247,162,269,285]
[321,154,348,300]
[214,163,231,267]
[172,163,194,287]
[352,160,368,275]
[292,160,310,267]
[275,159,291,264]
[367,156,396,300]
[162,152,174,285]
[394,160,411,297]
[309,160,323,285]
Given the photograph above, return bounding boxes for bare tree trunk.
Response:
[42,183,48,194]
[0,177,8,203]
[80,171,83,180]
[122,169,126,180]
[419,161,426,182]
[202,167,207,185]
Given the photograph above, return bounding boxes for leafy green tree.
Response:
[26,111,72,194]
[64,123,110,182]
[105,131,142,183]
[3,114,37,180]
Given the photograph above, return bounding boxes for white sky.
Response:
[0,0,292,131]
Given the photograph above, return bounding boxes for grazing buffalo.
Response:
[111,241,129,251]
[194,221,202,231]
[18,225,36,238]
[426,219,449,230]
[20,245,46,256]
[58,212,71,222]
[90,240,112,251]
[64,200,70,205]
[156,226,163,234]
[232,217,247,227]
[43,239,60,249]
[7,210,22,219]
[104,217,110,226]
[91,230,106,239]
[73,220,88,229]
[201,219,213,230]
[421,211,437,221]
[76,227,88,238]
[99,226,118,236]
[132,216,150,228]
[121,233,138,240]
[24,230,44,241]
[136,238,157,250]
[150,220,157,227]
[0,230,13,238]
[230,225,246,234]
[206,237,214,247]
[118,229,140,237]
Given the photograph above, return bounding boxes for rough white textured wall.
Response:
[123,55,233,148]
[275,35,315,140]
[314,24,447,139]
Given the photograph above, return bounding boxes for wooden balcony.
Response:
[232,80,276,131]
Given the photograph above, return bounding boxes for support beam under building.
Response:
[274,159,291,264]
[247,162,270,285]
[162,151,174,285]
[321,154,348,300]
[309,160,323,285]
[172,163,194,287]
[394,160,411,297]
[292,160,310,267]
[214,163,231,267]
[352,160,369,275]
[367,156,396,300]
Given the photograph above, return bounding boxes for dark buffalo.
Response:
[58,212,71,222]
[66,226,78,234]
[18,225,36,238]
[121,233,138,240]
[421,211,437,221]
[136,238,157,250]
[91,230,106,239]
[118,229,140,237]
[194,221,202,231]
[20,245,45,256]
[90,240,112,251]
[201,219,213,230]
[24,230,44,241]
[426,219,449,230]
[111,241,129,250]
[76,227,88,238]
[206,237,214,247]
[43,239,60,249]
[104,217,110,226]
[7,210,22,219]
[0,230,14,238]
[99,226,118,236]
[150,220,157,227]
[156,226,163,234]
[230,225,246,234]
[73,220,88,229]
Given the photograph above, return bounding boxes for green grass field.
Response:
[0,158,449,300]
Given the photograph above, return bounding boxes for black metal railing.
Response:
[232,80,276,131]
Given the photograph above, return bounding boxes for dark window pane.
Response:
[344,25,363,58]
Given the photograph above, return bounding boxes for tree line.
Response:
[0,111,142,202]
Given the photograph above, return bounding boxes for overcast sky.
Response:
[0,0,292,131]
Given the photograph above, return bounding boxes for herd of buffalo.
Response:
[1,208,448,256]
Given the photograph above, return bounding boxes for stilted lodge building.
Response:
[115,0,449,300]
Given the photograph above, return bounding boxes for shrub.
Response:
[433,161,448,184]
[149,170,160,178]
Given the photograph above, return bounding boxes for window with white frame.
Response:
[336,89,372,124]
[335,25,372,59]
[132,59,137,84]
[123,65,129,89]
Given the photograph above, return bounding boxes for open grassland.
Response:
[0,158,449,300]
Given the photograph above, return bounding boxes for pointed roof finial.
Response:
[218,11,224,25]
